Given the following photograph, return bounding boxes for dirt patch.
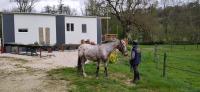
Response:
[0,51,78,92]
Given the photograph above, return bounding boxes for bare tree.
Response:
[58,0,64,14]
[84,0,107,16]
[63,6,77,15]
[11,0,39,12]
[102,0,154,38]
[43,5,52,13]
[85,0,97,15]
[42,1,77,16]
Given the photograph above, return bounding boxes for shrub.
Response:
[108,51,118,64]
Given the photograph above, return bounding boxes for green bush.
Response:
[108,51,118,64]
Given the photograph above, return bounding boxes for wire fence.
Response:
[166,65,200,75]
[153,45,200,77]
[155,44,200,51]
[157,53,200,62]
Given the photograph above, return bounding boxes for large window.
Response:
[66,23,74,31]
[66,23,70,31]
[18,29,28,32]
[82,24,87,33]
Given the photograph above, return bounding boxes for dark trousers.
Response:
[132,64,140,82]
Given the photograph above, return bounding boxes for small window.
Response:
[82,24,87,33]
[66,23,70,31]
[18,29,28,32]
[71,23,74,31]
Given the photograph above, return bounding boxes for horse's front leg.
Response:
[96,60,100,78]
[81,58,87,77]
[104,61,108,77]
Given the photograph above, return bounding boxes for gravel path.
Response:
[0,51,78,92]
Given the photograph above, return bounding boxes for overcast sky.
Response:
[0,0,85,14]
[0,0,197,14]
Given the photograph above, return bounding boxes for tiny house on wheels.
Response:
[1,13,102,47]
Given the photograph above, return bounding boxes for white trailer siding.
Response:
[65,17,97,44]
[14,14,56,45]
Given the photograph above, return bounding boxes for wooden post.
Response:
[48,47,52,53]
[10,46,12,53]
[31,48,33,56]
[154,44,157,62]
[184,45,186,50]
[117,25,118,38]
[170,44,173,51]
[154,44,159,69]
[198,31,200,49]
[0,38,3,53]
[62,44,64,52]
[39,48,42,58]
[163,52,167,77]
[0,47,2,53]
[17,46,19,54]
[106,9,109,34]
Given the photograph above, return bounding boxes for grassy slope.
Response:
[48,45,200,92]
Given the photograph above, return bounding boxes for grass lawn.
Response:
[48,45,200,92]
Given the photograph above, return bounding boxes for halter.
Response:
[116,40,126,53]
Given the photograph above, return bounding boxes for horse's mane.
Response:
[101,39,119,44]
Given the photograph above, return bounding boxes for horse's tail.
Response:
[77,56,82,73]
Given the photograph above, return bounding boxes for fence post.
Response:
[39,48,42,58]
[154,44,159,69]
[17,46,19,54]
[61,44,64,52]
[154,44,157,62]
[0,38,3,53]
[170,44,173,51]
[184,45,186,50]
[163,52,167,77]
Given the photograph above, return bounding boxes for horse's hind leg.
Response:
[96,61,100,78]
[104,61,108,77]
[81,57,87,77]
[77,56,82,74]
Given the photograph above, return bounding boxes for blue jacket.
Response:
[131,46,141,65]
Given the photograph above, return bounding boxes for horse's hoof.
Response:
[133,83,137,87]
[83,73,87,77]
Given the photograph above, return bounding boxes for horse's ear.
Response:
[124,39,128,45]
[120,39,128,46]
[113,38,117,41]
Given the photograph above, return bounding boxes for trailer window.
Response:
[71,23,74,31]
[82,24,87,33]
[66,23,70,31]
[66,23,74,31]
[18,29,28,32]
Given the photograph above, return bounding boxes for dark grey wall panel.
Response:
[56,15,65,44]
[97,17,102,44]
[3,14,15,43]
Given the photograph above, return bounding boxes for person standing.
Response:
[130,41,141,83]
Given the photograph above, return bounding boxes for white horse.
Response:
[77,39,128,77]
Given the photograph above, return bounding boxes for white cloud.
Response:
[0,0,16,11]
[1,0,195,14]
[0,0,85,14]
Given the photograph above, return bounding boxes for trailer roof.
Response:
[2,12,110,19]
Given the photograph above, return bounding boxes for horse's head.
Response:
[116,40,128,56]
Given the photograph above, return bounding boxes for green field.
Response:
[48,45,200,92]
